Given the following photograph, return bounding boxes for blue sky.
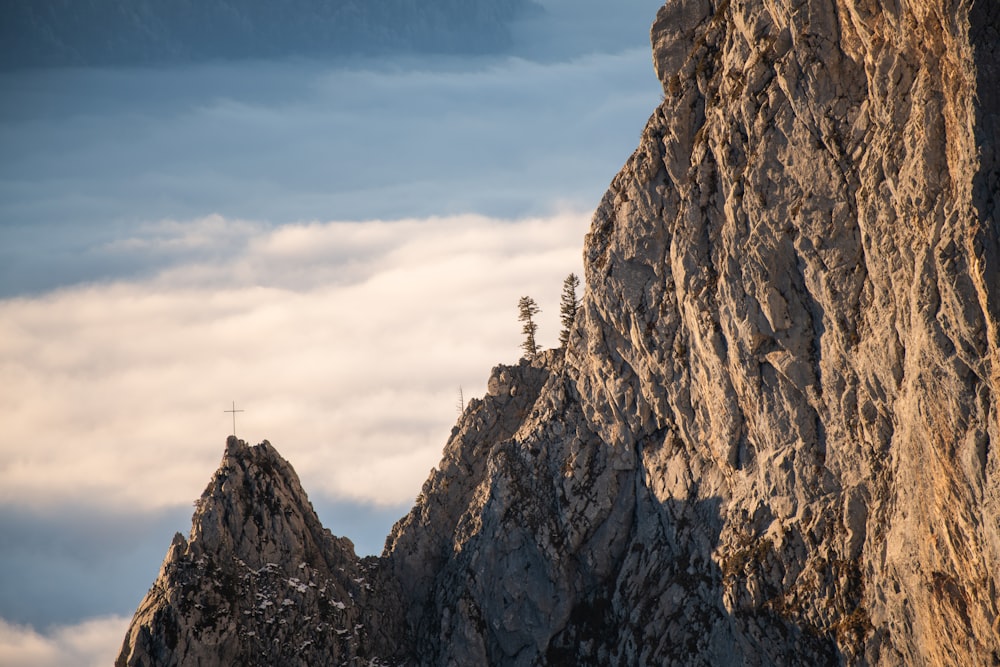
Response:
[0,1,664,664]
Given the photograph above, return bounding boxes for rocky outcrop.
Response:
[120,0,999,664]
[557,0,999,663]
[116,438,401,666]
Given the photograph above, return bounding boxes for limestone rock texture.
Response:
[120,0,999,664]
[117,438,401,666]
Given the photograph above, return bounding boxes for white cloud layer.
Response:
[0,212,585,511]
[0,0,665,654]
[0,615,129,667]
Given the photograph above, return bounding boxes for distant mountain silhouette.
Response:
[0,0,540,69]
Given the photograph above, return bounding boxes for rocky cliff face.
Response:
[119,0,999,664]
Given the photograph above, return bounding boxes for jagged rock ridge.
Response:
[118,438,400,665]
[119,0,999,664]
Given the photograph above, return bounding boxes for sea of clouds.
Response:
[0,1,664,663]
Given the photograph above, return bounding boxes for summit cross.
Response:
[224,401,245,438]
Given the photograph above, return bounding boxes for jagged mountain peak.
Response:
[117,439,389,666]
[187,437,357,573]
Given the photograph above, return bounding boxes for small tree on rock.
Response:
[559,273,581,348]
[518,296,540,359]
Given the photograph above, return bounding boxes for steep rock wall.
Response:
[388,0,1000,663]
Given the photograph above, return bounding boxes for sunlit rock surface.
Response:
[120,0,999,664]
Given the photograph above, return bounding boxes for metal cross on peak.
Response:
[224,401,245,438]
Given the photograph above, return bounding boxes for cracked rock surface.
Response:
[117,438,401,666]
[120,0,999,664]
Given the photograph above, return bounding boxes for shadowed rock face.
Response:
[119,0,999,665]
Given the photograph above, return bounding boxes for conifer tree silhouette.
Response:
[518,296,540,358]
[558,273,580,348]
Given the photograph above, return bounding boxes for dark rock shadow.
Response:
[544,462,843,666]
[971,0,1000,331]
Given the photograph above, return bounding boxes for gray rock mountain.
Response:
[119,0,999,664]
[117,438,398,665]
